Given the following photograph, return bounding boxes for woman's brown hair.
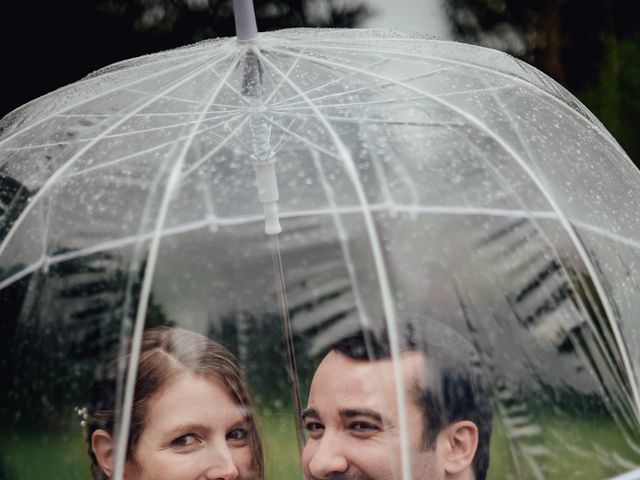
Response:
[82,326,264,479]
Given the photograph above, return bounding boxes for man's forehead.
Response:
[321,349,427,376]
[308,349,430,406]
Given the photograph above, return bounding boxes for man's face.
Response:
[301,350,444,480]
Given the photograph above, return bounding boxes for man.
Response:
[301,320,492,480]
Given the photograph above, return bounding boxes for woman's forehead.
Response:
[145,373,244,428]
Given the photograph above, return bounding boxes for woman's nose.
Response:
[203,446,240,480]
[306,434,349,478]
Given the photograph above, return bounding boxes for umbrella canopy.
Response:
[1,16,640,480]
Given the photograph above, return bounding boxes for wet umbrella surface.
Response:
[1,10,640,480]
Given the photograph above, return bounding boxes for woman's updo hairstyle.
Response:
[82,326,264,480]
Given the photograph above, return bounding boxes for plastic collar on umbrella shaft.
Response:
[233,0,258,41]
[262,201,281,235]
[255,162,281,235]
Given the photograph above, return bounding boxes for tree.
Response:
[0,251,173,429]
[0,0,369,118]
[444,0,640,163]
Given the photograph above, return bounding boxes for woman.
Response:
[81,327,263,480]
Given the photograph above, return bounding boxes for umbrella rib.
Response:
[272,110,461,127]
[0,45,213,121]
[0,50,237,261]
[276,47,640,424]
[111,48,244,480]
[262,51,303,106]
[82,111,239,140]
[8,205,640,295]
[282,42,631,161]
[272,94,437,111]
[309,79,512,107]
[57,111,242,118]
[254,47,412,480]
[373,131,420,206]
[200,180,218,229]
[270,116,305,153]
[7,112,241,152]
[123,86,247,110]
[0,51,222,151]
[608,466,640,480]
[270,66,448,110]
[483,84,640,418]
[456,126,637,413]
[365,135,396,208]
[38,195,54,275]
[264,117,343,161]
[435,84,518,98]
[207,65,252,107]
[179,113,251,181]
[267,58,389,108]
[66,114,246,178]
[310,148,372,333]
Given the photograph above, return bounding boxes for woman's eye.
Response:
[171,434,197,447]
[227,428,249,442]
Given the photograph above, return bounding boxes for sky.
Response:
[362,0,451,38]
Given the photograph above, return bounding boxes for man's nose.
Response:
[204,445,240,480]
[307,434,349,478]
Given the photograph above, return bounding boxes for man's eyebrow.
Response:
[339,408,387,423]
[301,408,320,420]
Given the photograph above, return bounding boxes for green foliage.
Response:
[0,253,173,430]
[208,311,316,410]
[445,0,640,163]
[577,35,640,162]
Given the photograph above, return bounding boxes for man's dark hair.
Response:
[331,319,493,480]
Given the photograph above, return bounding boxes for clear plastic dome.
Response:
[1,28,639,480]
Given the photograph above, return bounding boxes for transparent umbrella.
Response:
[1,1,640,479]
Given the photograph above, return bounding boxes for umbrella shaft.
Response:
[233,0,258,41]
[270,234,306,454]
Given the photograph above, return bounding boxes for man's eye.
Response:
[171,434,197,447]
[349,421,380,432]
[227,428,249,442]
[304,422,324,433]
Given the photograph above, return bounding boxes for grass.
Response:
[1,411,637,479]
[0,428,88,480]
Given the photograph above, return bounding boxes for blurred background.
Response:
[1,0,638,164]
[2,2,640,480]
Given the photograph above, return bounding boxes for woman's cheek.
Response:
[233,446,256,477]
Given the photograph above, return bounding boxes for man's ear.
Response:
[91,429,115,477]
[439,420,478,476]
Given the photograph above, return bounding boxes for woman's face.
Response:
[124,373,255,480]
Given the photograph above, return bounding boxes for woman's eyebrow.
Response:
[163,417,248,437]
[339,408,387,423]
[164,423,207,436]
